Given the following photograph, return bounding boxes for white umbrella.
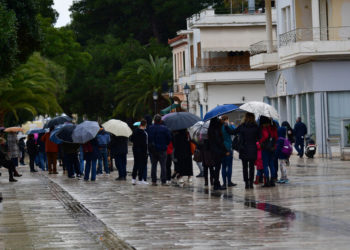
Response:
[102,119,132,137]
[188,121,210,145]
[240,101,279,120]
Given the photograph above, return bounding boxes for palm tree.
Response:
[114,55,172,118]
[0,53,62,126]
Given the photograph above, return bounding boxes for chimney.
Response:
[248,0,255,14]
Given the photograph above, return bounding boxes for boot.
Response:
[245,181,249,189]
[263,177,270,187]
[249,181,254,189]
[253,176,259,185]
[9,177,18,182]
[13,169,22,177]
[270,178,276,187]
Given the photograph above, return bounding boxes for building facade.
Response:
[169,7,276,123]
[250,0,350,154]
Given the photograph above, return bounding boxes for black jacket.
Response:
[234,123,259,161]
[294,121,307,139]
[110,135,128,155]
[208,127,227,158]
[130,128,147,154]
[26,138,38,156]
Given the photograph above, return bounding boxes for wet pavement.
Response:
[1,154,350,249]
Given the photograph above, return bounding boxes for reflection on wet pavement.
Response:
[1,155,350,249]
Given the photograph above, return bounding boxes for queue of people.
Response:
[0,113,308,190]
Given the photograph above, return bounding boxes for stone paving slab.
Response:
[1,154,350,249]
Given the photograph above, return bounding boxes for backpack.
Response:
[279,137,293,157]
[261,135,276,153]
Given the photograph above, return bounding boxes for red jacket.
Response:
[41,132,58,153]
[259,125,278,145]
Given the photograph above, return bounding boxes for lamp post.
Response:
[184,83,190,112]
[152,91,158,114]
[169,88,174,104]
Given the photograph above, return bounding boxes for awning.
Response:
[160,104,180,115]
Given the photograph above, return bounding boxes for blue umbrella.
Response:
[72,121,100,144]
[49,125,64,144]
[26,128,48,135]
[203,104,239,122]
[133,121,141,127]
[55,124,76,143]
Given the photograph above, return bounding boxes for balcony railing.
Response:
[194,56,252,73]
[193,64,251,73]
[250,40,278,56]
[279,26,350,47]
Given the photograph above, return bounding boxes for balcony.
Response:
[194,56,252,73]
[249,40,279,69]
[279,27,350,61]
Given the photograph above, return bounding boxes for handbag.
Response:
[232,133,244,152]
[193,148,202,162]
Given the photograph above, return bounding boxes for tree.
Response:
[0,53,62,126]
[114,55,172,118]
[70,0,221,45]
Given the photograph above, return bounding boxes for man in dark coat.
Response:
[18,137,26,165]
[293,117,307,158]
[130,119,148,184]
[148,114,171,186]
[111,135,129,180]
[26,134,38,172]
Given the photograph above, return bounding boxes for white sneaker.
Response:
[188,176,193,183]
[178,177,184,183]
[131,179,136,185]
[141,180,149,185]
[166,180,171,185]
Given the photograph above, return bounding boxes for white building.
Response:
[250,0,350,155]
[169,6,276,122]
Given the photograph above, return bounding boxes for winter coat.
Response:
[173,130,193,176]
[83,138,99,161]
[96,130,110,147]
[148,124,171,152]
[234,123,259,161]
[110,135,128,155]
[41,132,58,153]
[259,125,278,149]
[26,138,38,156]
[222,124,235,151]
[276,126,288,160]
[130,128,147,154]
[208,126,227,158]
[294,121,307,139]
[7,133,19,158]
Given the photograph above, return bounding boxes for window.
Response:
[300,94,308,128]
[328,92,350,136]
[182,51,186,73]
[309,93,315,136]
[282,6,291,33]
[197,42,201,58]
[190,45,194,68]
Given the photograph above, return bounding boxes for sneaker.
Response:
[141,180,149,185]
[227,182,237,187]
[131,179,136,185]
[188,176,193,183]
[166,180,171,185]
[178,177,184,183]
[161,182,169,186]
[283,179,289,183]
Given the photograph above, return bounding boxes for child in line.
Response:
[275,126,292,183]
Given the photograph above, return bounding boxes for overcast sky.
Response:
[54,0,74,27]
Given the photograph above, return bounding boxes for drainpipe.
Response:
[248,0,255,14]
[265,0,273,53]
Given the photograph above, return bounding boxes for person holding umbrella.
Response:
[221,115,236,188]
[0,137,19,182]
[148,114,171,186]
[130,119,148,185]
[208,117,228,190]
[96,128,111,176]
[7,132,20,169]
[41,127,59,174]
[83,138,99,181]
[110,134,128,180]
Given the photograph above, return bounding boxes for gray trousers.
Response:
[151,151,167,183]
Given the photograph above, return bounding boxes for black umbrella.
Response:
[162,112,201,131]
[44,115,72,129]
[55,124,76,143]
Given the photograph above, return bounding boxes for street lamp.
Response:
[184,83,190,112]
[169,88,174,104]
[152,91,158,114]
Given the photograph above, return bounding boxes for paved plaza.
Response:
[1,153,350,249]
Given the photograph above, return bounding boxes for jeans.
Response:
[262,150,275,179]
[79,147,84,174]
[84,153,97,181]
[38,152,48,171]
[151,151,167,183]
[132,151,147,181]
[295,138,304,157]
[115,153,127,178]
[97,147,109,174]
[221,151,233,185]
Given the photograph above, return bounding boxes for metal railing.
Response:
[250,40,278,55]
[193,64,251,73]
[279,26,350,47]
[194,56,252,73]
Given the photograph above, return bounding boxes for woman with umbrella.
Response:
[172,129,193,184]
[41,127,59,174]
[208,117,228,190]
